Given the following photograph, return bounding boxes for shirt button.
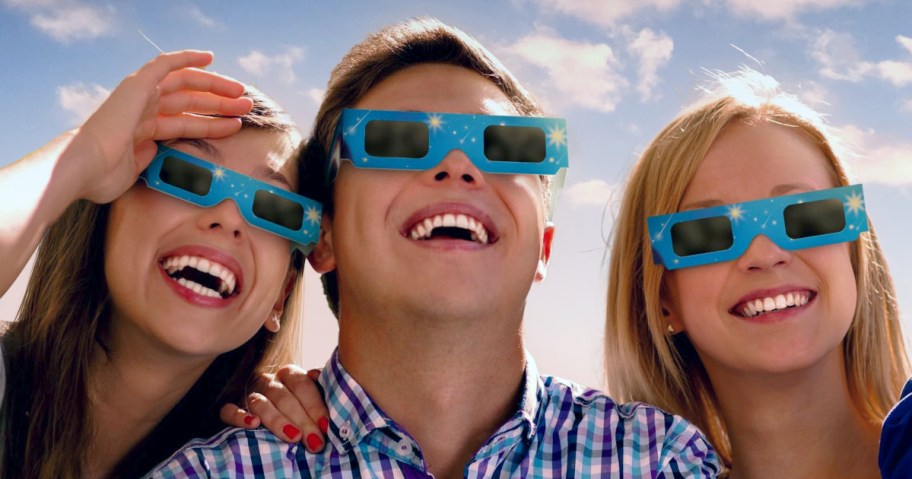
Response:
[339,422,353,440]
[397,438,413,456]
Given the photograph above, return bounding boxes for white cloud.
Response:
[809,29,873,81]
[876,60,912,87]
[184,4,222,29]
[808,30,912,87]
[834,124,912,187]
[57,82,110,125]
[304,87,324,105]
[564,179,618,207]
[796,80,830,109]
[902,98,912,113]
[238,47,305,85]
[536,0,681,28]
[3,0,115,42]
[626,28,674,102]
[899,35,912,55]
[504,30,628,112]
[724,0,865,21]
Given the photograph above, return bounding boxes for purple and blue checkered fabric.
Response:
[147,350,719,478]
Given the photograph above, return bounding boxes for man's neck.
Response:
[708,348,880,479]
[338,308,527,479]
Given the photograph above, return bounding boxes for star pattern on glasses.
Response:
[844,191,864,215]
[547,125,567,148]
[426,113,444,132]
[305,206,321,225]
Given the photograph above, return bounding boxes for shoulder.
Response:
[538,375,720,476]
[880,377,912,479]
[145,427,303,478]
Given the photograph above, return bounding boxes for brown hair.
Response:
[301,16,545,316]
[0,87,307,478]
[604,69,911,470]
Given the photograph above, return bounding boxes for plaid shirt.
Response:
[148,350,720,478]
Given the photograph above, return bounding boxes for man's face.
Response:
[311,63,554,324]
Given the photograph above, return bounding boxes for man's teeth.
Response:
[741,292,810,317]
[408,213,489,244]
[162,255,237,298]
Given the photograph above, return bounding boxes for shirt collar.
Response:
[318,349,394,453]
[317,348,546,457]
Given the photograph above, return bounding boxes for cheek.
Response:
[812,243,857,324]
[496,176,548,228]
[666,266,728,326]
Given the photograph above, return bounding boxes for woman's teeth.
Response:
[740,291,810,318]
[162,255,237,298]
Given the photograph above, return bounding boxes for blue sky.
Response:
[1,0,910,388]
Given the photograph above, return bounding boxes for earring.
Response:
[270,312,281,333]
[667,323,676,334]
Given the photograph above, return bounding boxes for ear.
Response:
[660,295,686,335]
[308,214,337,274]
[534,222,555,282]
[265,260,299,334]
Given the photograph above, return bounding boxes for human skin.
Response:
[305,63,553,478]
[663,121,877,479]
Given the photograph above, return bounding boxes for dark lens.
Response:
[484,125,546,163]
[253,191,303,230]
[364,120,429,158]
[671,216,734,256]
[160,156,212,195]
[784,198,845,238]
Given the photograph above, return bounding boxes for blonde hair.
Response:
[604,69,911,469]
[1,88,307,478]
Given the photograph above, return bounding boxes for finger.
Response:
[158,68,247,98]
[158,91,253,117]
[219,403,261,429]
[253,374,326,453]
[272,366,328,452]
[306,369,321,382]
[133,50,217,90]
[275,366,330,434]
[245,392,306,444]
[152,115,243,140]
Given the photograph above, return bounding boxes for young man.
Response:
[149,18,719,478]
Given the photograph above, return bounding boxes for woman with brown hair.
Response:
[0,50,326,478]
[604,69,910,478]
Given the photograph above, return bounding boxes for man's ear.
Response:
[308,214,337,274]
[534,222,555,282]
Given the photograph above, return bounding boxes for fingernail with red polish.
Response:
[283,424,301,440]
[318,417,329,434]
[243,415,255,427]
[306,433,324,451]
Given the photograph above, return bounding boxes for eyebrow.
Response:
[255,166,293,189]
[680,183,817,211]
[171,139,293,189]
[171,139,220,159]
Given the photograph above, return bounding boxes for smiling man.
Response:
[149,18,719,479]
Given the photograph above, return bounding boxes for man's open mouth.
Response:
[407,213,492,245]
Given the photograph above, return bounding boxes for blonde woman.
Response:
[0,51,326,478]
[604,69,910,478]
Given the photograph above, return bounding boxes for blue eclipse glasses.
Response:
[327,109,569,181]
[140,144,323,254]
[648,184,868,270]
